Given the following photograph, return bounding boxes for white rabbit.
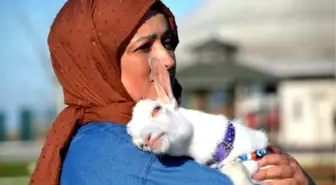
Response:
[127,57,273,185]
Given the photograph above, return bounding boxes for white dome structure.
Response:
[175,0,335,77]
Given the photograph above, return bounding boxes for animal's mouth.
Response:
[145,132,166,151]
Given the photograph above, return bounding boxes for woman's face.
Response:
[121,10,176,101]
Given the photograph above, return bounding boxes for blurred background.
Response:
[0,0,335,184]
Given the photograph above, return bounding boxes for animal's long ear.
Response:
[149,57,174,104]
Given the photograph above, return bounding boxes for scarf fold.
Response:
[29,0,181,184]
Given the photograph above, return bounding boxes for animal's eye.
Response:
[151,105,161,117]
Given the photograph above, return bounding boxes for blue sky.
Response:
[0,0,203,131]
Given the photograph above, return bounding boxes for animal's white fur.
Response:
[126,57,271,185]
[127,100,269,185]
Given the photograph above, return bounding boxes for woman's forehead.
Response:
[143,9,162,22]
[131,11,169,40]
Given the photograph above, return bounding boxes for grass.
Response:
[0,176,29,185]
[0,162,34,177]
[0,162,34,185]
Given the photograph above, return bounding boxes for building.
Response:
[174,0,335,166]
[278,80,335,149]
[177,39,277,120]
[175,0,335,70]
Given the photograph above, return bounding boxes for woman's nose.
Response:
[152,45,176,69]
[155,54,175,70]
[162,57,175,70]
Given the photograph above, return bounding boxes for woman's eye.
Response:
[163,40,174,50]
[137,42,151,52]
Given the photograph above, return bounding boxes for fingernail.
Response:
[252,172,258,179]
[252,175,259,181]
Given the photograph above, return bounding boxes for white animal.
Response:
[127,57,273,185]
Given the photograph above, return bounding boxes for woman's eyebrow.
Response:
[132,33,157,43]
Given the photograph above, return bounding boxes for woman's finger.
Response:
[262,178,298,185]
[267,145,282,154]
[258,154,290,167]
[253,165,295,180]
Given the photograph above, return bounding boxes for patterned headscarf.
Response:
[29,0,181,184]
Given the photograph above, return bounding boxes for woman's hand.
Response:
[252,147,312,185]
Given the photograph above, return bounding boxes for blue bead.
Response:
[256,149,266,157]
[241,155,248,161]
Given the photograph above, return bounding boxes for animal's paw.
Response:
[219,161,253,185]
[129,125,171,154]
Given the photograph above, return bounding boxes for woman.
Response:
[30,0,315,185]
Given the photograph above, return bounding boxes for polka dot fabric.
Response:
[29,0,181,184]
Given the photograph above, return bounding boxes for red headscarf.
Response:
[29,0,181,184]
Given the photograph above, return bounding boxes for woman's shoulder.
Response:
[61,122,156,185]
[68,122,153,161]
[65,121,155,165]
[71,122,132,145]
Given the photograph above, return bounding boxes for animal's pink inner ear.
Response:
[149,57,174,104]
